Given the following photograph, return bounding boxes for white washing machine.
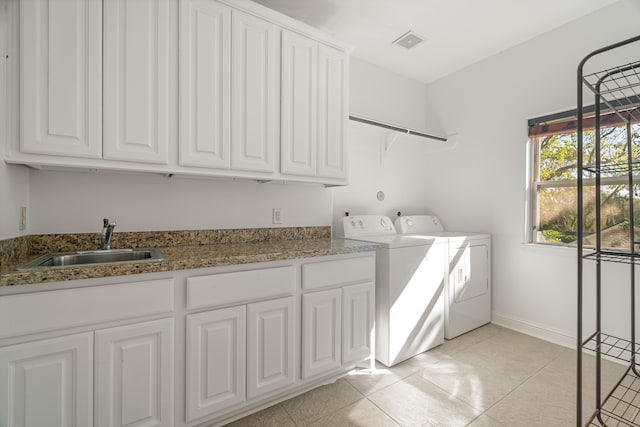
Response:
[395,215,491,340]
[339,215,444,367]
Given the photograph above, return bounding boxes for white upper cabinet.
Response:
[281,30,318,176]
[281,30,348,181]
[20,0,102,158]
[13,0,349,184]
[317,44,348,180]
[230,10,279,173]
[179,0,231,169]
[103,0,172,164]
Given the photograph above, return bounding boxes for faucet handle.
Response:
[103,218,109,228]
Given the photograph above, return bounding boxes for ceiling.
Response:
[253,0,620,84]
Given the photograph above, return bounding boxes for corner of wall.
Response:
[0,0,30,240]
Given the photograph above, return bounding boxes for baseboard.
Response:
[492,311,575,349]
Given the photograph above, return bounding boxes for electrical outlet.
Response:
[273,208,283,224]
[19,206,27,231]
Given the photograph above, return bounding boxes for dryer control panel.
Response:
[340,215,396,238]
[395,215,444,234]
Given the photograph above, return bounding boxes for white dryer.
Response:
[395,215,491,340]
[339,215,444,367]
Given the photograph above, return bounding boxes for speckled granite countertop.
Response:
[0,227,378,287]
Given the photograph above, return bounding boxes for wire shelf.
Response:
[583,333,639,365]
[588,370,640,426]
[583,251,640,265]
[583,162,640,174]
[582,60,640,124]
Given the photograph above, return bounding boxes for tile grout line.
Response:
[464,346,569,422]
[362,395,406,427]
[281,379,368,426]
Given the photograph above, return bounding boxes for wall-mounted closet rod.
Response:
[349,114,448,142]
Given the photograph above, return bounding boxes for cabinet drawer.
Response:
[0,278,174,339]
[302,255,375,290]
[187,266,296,310]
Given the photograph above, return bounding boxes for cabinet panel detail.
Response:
[187,266,296,310]
[302,255,375,290]
[230,10,279,172]
[103,0,171,164]
[281,30,317,176]
[302,288,341,378]
[0,278,175,339]
[247,296,295,399]
[20,0,102,157]
[186,306,246,421]
[179,0,231,168]
[343,282,374,365]
[317,44,348,179]
[95,318,174,427]
[0,332,93,427]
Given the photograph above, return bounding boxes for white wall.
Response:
[423,0,640,345]
[29,170,331,233]
[350,57,444,136]
[0,0,29,240]
[331,58,447,233]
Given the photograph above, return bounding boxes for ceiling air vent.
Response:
[392,30,425,50]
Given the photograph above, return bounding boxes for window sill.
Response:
[520,242,577,252]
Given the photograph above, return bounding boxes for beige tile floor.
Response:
[224,324,627,427]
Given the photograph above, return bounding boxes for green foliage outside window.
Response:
[536,124,640,248]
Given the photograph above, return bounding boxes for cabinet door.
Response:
[186,306,246,422]
[281,30,317,176]
[95,318,174,427]
[247,296,295,399]
[342,282,374,365]
[0,332,93,427]
[179,0,231,169]
[317,44,348,180]
[302,288,341,379]
[103,0,172,164]
[231,10,279,172]
[20,0,102,158]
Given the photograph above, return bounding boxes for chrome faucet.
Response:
[101,218,117,250]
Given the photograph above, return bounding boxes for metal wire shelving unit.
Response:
[578,35,640,427]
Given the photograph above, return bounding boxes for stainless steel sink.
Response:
[18,248,164,270]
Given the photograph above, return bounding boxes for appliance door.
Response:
[447,238,491,339]
[450,240,488,302]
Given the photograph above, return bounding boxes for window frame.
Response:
[526,112,640,248]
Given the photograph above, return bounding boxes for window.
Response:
[528,112,640,249]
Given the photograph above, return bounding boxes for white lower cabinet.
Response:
[0,332,94,427]
[186,306,246,422]
[342,282,374,365]
[0,254,375,427]
[95,318,174,427]
[247,296,296,399]
[301,288,342,379]
[185,296,296,422]
[301,283,374,379]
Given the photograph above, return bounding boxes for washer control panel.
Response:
[340,215,396,237]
